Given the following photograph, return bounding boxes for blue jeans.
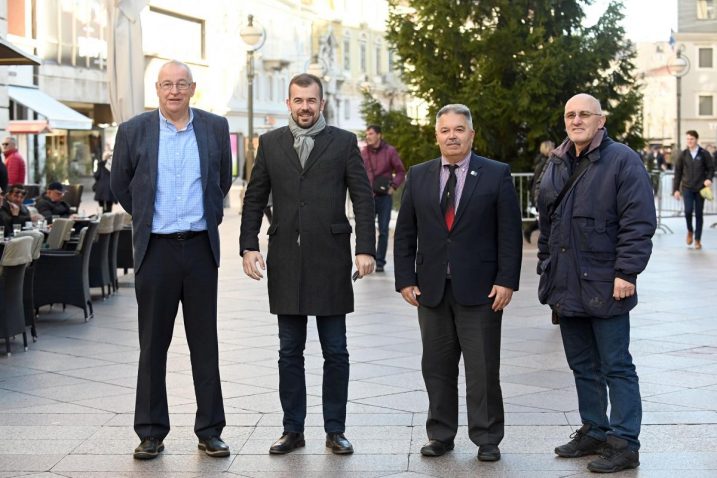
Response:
[559,313,641,450]
[683,188,705,240]
[277,314,349,433]
[374,194,392,267]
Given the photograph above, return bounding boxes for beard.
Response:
[291,109,319,129]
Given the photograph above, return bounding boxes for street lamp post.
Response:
[239,15,266,180]
[667,46,690,151]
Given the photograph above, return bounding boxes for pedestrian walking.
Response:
[360,124,405,272]
[93,144,115,213]
[672,130,714,249]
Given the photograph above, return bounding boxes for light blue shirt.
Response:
[152,109,206,233]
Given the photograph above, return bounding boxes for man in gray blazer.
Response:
[111,60,232,460]
[240,73,375,455]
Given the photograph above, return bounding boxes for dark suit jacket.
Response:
[110,108,232,273]
[239,125,375,316]
[394,153,522,307]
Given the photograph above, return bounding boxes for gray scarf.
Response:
[288,113,326,167]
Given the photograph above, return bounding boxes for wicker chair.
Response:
[14,230,44,341]
[89,213,115,298]
[108,212,128,293]
[63,184,84,214]
[117,222,134,274]
[45,218,75,250]
[34,221,99,321]
[0,236,34,355]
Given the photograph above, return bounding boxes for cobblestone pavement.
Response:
[1,198,716,477]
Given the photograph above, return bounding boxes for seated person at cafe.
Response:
[4,184,39,225]
[0,187,16,233]
[36,182,72,223]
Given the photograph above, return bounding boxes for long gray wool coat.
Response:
[240,125,376,316]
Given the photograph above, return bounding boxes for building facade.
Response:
[2,0,406,185]
[675,0,717,146]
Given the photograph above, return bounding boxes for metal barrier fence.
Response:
[510,171,717,233]
[652,171,717,233]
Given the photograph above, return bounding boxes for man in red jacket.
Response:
[2,137,26,185]
[361,125,405,272]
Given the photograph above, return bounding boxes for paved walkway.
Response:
[1,198,717,477]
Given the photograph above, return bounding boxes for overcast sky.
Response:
[584,0,678,43]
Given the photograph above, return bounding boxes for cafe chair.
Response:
[89,213,115,298]
[45,218,75,250]
[117,220,134,274]
[63,184,84,214]
[14,230,44,342]
[0,236,34,356]
[34,221,98,321]
[108,212,128,293]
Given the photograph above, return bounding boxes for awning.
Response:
[0,37,40,65]
[7,120,51,134]
[8,86,93,130]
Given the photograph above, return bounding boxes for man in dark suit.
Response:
[240,73,375,455]
[394,104,522,462]
[111,60,232,460]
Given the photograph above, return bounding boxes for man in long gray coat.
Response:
[240,73,375,455]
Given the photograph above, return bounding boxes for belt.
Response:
[151,230,206,241]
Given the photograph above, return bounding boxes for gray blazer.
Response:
[240,125,375,316]
[110,109,232,273]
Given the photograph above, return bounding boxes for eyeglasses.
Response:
[564,111,603,121]
[157,80,193,91]
[1,143,9,146]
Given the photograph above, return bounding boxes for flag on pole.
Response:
[668,29,676,51]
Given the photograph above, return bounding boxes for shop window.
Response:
[142,7,205,62]
[36,0,108,69]
[360,34,367,73]
[698,95,714,116]
[697,0,716,19]
[698,48,713,68]
[343,33,351,71]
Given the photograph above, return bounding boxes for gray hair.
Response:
[158,60,194,82]
[436,104,473,130]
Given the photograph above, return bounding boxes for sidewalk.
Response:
[1,199,716,477]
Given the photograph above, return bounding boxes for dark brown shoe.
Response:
[326,432,354,454]
[269,432,305,454]
[477,444,501,462]
[133,437,164,460]
[198,436,230,457]
[687,231,694,245]
[420,439,454,457]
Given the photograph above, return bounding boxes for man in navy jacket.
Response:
[537,94,656,473]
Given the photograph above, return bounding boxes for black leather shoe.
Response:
[133,437,164,460]
[198,436,230,457]
[326,432,354,454]
[269,432,305,454]
[478,444,501,462]
[420,439,454,457]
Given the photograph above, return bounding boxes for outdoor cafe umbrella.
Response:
[107,0,148,124]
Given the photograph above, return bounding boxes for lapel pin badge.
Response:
[470,170,477,176]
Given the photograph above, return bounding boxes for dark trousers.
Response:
[277,314,349,433]
[560,313,641,450]
[683,188,705,240]
[418,281,504,446]
[134,232,225,441]
[374,194,392,267]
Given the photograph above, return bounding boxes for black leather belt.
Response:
[151,230,206,241]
